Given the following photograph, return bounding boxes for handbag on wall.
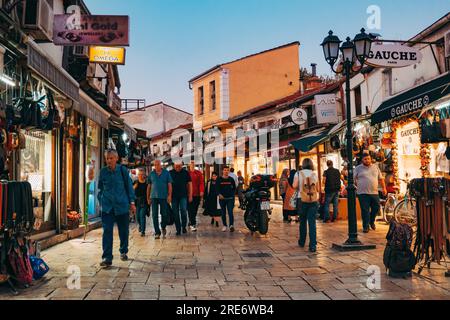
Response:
[440,108,450,139]
[421,111,447,144]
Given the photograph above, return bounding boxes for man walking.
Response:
[355,153,387,233]
[218,166,237,232]
[98,149,136,267]
[147,159,172,239]
[170,161,192,235]
[322,160,342,223]
[188,161,204,232]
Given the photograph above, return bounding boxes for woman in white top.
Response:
[293,158,320,253]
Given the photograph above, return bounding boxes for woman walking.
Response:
[279,169,289,222]
[283,169,299,223]
[293,159,320,253]
[204,172,222,228]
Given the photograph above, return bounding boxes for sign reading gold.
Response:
[89,46,126,65]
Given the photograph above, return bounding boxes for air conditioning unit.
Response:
[74,46,89,58]
[22,0,54,42]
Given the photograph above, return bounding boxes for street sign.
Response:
[366,43,422,68]
[291,107,307,125]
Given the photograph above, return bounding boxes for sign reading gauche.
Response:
[53,15,130,46]
[366,43,422,68]
[315,94,338,124]
[89,46,126,65]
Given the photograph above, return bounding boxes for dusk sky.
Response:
[85,0,449,113]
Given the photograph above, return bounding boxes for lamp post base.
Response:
[332,240,377,252]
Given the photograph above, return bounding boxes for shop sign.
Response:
[366,43,422,68]
[290,108,307,125]
[390,95,430,119]
[53,15,130,46]
[89,46,126,65]
[315,94,338,124]
[397,122,420,156]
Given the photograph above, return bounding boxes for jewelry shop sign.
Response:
[89,46,126,65]
[53,15,130,46]
[366,43,423,68]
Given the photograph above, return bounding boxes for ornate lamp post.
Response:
[321,28,376,251]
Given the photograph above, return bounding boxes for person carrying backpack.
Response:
[293,158,320,253]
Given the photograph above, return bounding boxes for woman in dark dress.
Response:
[204,172,222,228]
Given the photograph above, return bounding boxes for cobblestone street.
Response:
[1,205,450,300]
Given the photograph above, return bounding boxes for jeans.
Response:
[281,194,288,220]
[323,191,339,221]
[188,196,201,227]
[136,205,147,233]
[101,211,129,262]
[151,198,168,235]
[173,197,188,233]
[358,194,381,230]
[220,198,235,227]
[297,201,318,250]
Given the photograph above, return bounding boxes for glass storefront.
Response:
[20,130,55,232]
[86,119,101,219]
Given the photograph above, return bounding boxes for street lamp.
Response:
[321,28,376,251]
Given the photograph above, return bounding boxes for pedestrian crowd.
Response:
[97,149,385,267]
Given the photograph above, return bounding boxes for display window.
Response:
[20,130,55,232]
[86,120,101,219]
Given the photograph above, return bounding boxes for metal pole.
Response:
[344,61,360,245]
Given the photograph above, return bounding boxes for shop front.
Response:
[371,72,450,193]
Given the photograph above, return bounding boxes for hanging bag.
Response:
[7,241,33,286]
[421,110,447,144]
[440,107,450,139]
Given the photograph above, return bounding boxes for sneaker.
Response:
[162,229,167,237]
[100,260,112,268]
[191,225,197,232]
[363,228,370,234]
[370,223,377,231]
[176,232,181,236]
[323,219,330,223]
[120,254,128,261]
[182,227,187,234]
[155,234,161,239]
[309,248,317,253]
[298,240,305,248]
[141,232,145,237]
[222,226,227,232]
[229,225,235,232]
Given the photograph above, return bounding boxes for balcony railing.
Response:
[121,99,146,113]
[108,91,122,116]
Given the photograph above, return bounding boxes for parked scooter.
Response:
[243,174,276,235]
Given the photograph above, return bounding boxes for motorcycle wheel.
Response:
[244,210,257,232]
[258,210,269,235]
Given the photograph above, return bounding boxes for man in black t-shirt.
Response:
[322,160,341,223]
[170,161,192,235]
[217,166,237,232]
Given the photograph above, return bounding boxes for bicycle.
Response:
[379,192,398,224]
[393,178,417,230]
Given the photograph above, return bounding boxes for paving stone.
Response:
[288,292,331,300]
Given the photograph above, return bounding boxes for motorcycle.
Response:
[243,174,276,235]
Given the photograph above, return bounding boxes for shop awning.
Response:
[79,90,110,128]
[290,127,330,153]
[328,114,371,137]
[371,72,450,125]
[108,115,138,142]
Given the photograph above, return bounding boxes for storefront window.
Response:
[20,130,55,230]
[86,120,101,219]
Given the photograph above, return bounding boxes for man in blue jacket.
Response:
[98,149,136,267]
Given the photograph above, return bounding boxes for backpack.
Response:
[8,240,33,286]
[29,255,50,280]
[383,221,416,274]
[299,171,319,203]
